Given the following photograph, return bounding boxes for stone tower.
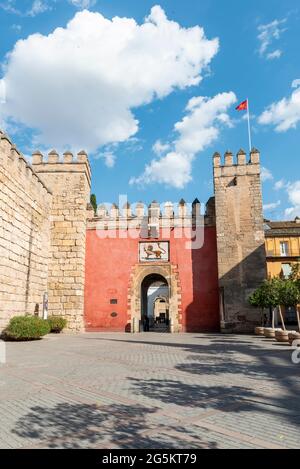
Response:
[32,150,91,332]
[213,149,266,333]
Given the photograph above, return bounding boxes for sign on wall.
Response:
[139,242,169,262]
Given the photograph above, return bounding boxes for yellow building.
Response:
[265,217,300,325]
[265,217,300,278]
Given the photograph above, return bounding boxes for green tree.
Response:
[249,278,281,328]
[249,287,267,326]
[289,263,300,281]
[90,194,97,214]
[279,278,300,332]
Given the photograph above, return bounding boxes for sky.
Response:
[0,0,299,219]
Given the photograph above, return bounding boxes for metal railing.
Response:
[266,249,300,258]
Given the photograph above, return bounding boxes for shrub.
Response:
[3,316,50,341]
[47,316,67,333]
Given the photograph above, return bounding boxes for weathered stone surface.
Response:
[213,150,267,332]
[32,156,91,332]
[0,137,52,330]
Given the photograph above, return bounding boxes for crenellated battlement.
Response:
[93,200,200,219]
[32,148,91,186]
[0,130,52,199]
[86,198,215,230]
[32,149,89,165]
[213,148,260,178]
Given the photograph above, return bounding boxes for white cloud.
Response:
[263,200,281,211]
[0,79,6,104]
[261,167,273,182]
[266,49,282,60]
[274,179,286,190]
[0,6,219,155]
[258,86,300,132]
[284,181,300,219]
[287,181,300,205]
[68,0,96,8]
[0,0,20,14]
[130,92,236,188]
[0,0,49,16]
[132,151,193,189]
[11,24,22,32]
[28,0,49,17]
[292,79,300,89]
[99,150,116,168]
[285,206,300,218]
[257,19,286,60]
[152,140,171,156]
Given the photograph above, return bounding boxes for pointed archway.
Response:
[127,263,182,333]
[141,273,169,332]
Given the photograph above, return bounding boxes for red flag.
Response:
[236,99,248,111]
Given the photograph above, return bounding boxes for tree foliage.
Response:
[278,279,300,307]
[90,194,97,214]
[249,278,281,309]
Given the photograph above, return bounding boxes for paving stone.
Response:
[0,332,299,449]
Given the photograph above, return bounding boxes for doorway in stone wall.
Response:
[141,274,170,332]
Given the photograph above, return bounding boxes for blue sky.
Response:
[0,0,299,219]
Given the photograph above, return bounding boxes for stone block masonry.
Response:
[0,132,52,330]
[213,149,266,333]
[32,149,91,332]
[0,127,267,335]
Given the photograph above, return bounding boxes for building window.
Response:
[281,264,292,279]
[110,299,118,304]
[148,224,159,238]
[280,241,289,257]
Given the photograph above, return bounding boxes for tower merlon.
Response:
[77,150,88,163]
[10,144,20,160]
[213,152,221,168]
[237,149,247,165]
[213,149,261,178]
[178,199,187,217]
[48,149,59,163]
[224,151,233,166]
[136,202,145,218]
[250,148,260,164]
[0,131,13,157]
[97,203,108,218]
[164,202,174,218]
[32,150,43,165]
[63,151,73,163]
[110,203,119,218]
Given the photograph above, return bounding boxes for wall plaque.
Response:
[139,241,169,262]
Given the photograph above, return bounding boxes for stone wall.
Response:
[213,149,266,333]
[0,132,52,331]
[32,150,91,332]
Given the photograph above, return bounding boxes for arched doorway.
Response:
[128,264,181,333]
[141,274,170,332]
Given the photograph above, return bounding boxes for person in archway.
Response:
[143,314,150,332]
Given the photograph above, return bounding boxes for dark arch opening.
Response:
[141,274,170,332]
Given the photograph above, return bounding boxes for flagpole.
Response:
[247,98,252,153]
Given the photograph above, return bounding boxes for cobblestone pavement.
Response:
[0,332,299,449]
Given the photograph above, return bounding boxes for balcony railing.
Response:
[266,249,300,258]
